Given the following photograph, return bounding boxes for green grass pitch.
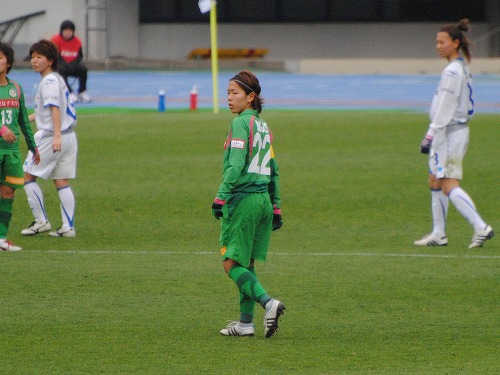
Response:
[1,108,498,374]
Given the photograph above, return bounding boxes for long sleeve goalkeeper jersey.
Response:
[215,109,281,210]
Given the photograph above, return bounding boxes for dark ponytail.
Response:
[440,18,472,62]
[230,70,264,113]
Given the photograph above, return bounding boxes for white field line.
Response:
[26,250,500,259]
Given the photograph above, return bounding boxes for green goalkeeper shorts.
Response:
[0,151,25,189]
[219,192,273,267]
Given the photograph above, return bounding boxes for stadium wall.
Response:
[285,58,500,75]
[3,0,499,74]
[135,22,493,61]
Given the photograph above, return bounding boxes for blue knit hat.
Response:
[60,20,76,35]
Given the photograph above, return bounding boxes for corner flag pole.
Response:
[210,1,219,113]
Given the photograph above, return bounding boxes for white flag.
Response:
[198,0,212,14]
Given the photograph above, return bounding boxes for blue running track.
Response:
[9,70,500,113]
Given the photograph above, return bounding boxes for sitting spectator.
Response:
[51,20,91,103]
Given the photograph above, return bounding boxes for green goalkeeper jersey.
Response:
[0,78,37,153]
[216,109,281,209]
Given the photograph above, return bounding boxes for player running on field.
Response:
[22,40,78,238]
[0,42,40,251]
[414,19,494,249]
[212,70,285,338]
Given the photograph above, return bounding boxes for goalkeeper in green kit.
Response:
[0,43,39,251]
[212,70,285,338]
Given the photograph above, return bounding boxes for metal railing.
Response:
[0,10,46,44]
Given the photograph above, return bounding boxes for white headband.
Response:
[233,79,256,94]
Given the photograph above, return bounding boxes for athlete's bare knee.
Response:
[24,173,37,183]
[0,185,15,199]
[428,174,441,190]
[441,179,459,196]
[54,179,69,190]
[223,258,239,274]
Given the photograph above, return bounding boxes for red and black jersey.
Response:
[51,34,83,63]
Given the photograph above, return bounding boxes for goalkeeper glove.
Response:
[420,135,433,154]
[211,198,226,219]
[420,128,436,154]
[272,206,283,231]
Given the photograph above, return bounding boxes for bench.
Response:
[189,48,268,60]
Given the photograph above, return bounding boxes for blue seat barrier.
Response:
[10,71,500,112]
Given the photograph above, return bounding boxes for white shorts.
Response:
[24,129,78,180]
[429,124,469,179]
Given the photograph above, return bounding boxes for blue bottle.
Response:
[158,90,165,112]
